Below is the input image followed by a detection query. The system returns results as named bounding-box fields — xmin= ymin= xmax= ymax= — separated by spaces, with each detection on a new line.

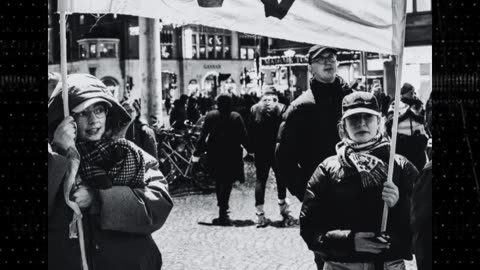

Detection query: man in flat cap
xmin=276 ymin=45 xmax=352 ymax=268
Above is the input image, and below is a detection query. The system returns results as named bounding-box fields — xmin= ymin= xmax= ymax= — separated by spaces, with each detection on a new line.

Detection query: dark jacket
xmin=411 ymin=161 xmax=432 ymax=270
xmin=300 ymin=154 xmax=418 ymax=263
xmin=194 ymin=110 xmax=248 ymax=180
xmin=276 ymin=76 xmax=351 ymax=201
xmin=126 ymin=120 xmax=159 ymax=160
xmin=248 ymin=102 xmax=286 ymax=160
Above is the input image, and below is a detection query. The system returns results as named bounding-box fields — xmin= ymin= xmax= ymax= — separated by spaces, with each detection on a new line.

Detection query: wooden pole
xmin=59 ymin=0 xmax=69 ymax=117
xmin=380 ymin=0 xmax=407 ymax=233
xmin=58 ymin=1 xmax=88 ymax=269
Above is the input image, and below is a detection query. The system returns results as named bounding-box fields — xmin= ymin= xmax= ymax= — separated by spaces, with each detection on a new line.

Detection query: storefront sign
xmin=203 ymin=64 xmax=221 ymax=69
xmin=260 ymin=56 xmax=308 ymax=66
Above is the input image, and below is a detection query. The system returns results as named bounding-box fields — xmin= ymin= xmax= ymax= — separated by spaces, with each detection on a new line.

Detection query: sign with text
xmin=63 ymin=0 xmax=406 ymax=55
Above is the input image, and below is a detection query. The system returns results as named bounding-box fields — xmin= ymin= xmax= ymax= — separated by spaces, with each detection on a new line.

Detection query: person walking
xmin=192 ymin=94 xmax=249 ymax=225
xmin=249 ymin=88 xmax=291 ymax=227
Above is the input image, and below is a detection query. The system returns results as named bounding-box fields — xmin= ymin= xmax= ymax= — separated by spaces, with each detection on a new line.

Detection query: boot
xmin=212 ymin=209 xmax=233 ymax=226
xmin=279 ymin=199 xmax=294 ymax=227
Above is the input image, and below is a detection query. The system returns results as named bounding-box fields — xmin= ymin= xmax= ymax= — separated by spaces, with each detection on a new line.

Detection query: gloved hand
xmin=52 ymin=116 xmax=77 ymax=154
xmin=353 ymin=232 xmax=390 ymax=254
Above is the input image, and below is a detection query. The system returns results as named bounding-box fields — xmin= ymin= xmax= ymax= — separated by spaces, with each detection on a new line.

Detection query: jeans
xmin=254 ymin=155 xmax=286 ymax=206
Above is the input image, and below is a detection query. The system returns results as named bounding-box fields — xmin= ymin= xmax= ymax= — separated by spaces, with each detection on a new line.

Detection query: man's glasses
xmin=312 ymin=54 xmax=337 ymax=65
xmin=73 ymin=105 xmax=108 ymax=121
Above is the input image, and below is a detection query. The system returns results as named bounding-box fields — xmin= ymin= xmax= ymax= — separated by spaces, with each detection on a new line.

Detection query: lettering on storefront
xmin=203 ymin=64 xmax=221 ymax=69
xmin=260 ymin=56 xmax=308 ymax=66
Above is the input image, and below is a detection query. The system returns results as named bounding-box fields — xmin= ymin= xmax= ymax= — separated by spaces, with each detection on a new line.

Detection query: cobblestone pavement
xmin=153 ymin=162 xmax=417 ymax=270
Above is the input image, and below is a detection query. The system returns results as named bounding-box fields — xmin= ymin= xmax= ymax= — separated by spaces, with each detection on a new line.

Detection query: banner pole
xmin=380 ymin=0 xmax=407 ymax=233
xmin=59 ymin=0 xmax=69 ymax=117
xmin=58 ymin=1 xmax=89 ymax=269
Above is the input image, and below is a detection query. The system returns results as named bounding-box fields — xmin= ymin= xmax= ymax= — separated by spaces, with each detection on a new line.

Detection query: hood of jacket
xmin=48 ymin=73 xmax=131 ymax=141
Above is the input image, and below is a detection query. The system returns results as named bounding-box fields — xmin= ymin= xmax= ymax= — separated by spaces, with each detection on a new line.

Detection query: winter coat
xmin=126 ymin=120 xmax=159 ymax=160
xmin=48 ymin=74 xmax=173 ymax=270
xmin=249 ymin=102 xmax=285 ymax=161
xmin=411 ymin=161 xmax=432 ymax=270
xmin=276 ymin=76 xmax=352 ymax=201
xmin=300 ymin=154 xmax=418 ymax=263
xmin=194 ymin=110 xmax=248 ymax=180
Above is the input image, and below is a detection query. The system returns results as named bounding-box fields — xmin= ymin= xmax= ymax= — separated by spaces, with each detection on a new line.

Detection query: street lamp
xmin=283 ymin=50 xmax=296 ymax=90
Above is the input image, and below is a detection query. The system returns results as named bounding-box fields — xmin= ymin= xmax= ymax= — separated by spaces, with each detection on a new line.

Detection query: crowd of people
xmin=48 ymin=45 xmax=433 ymax=270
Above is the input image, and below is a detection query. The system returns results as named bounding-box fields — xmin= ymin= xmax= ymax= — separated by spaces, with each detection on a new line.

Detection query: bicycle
xmin=156 ymin=118 xmax=214 ymax=195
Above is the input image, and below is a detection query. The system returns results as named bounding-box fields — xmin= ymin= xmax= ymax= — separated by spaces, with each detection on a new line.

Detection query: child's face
xmin=74 ymin=103 xmax=107 ymax=141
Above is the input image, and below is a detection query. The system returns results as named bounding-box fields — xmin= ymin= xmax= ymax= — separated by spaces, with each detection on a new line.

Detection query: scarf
xmin=336 ymin=133 xmax=390 ymax=189
xmin=76 ymin=138 xmax=146 ymax=189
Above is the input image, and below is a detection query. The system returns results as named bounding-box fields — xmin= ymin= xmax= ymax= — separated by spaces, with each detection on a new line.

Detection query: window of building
xmin=207 ymin=35 xmax=215 ymax=59
xmin=161 ymin=30 xmax=174 ymax=59
xmin=186 ymin=29 xmax=231 ymax=59
xmin=224 ymin=36 xmax=231 ymax=59
xmin=99 ymin=43 xmax=116 ymax=58
xmin=199 ymin=34 xmax=206 ymax=59
xmin=80 ymin=44 xmax=88 ymax=59
xmin=215 ymin=36 xmax=223 ymax=58
xmin=78 ymin=39 xmax=119 ymax=59
xmin=239 ymin=34 xmax=257 ymax=60
xmin=191 ymin=34 xmax=198 ymax=59
xmin=79 ymin=15 xmax=85 ymax=25
xmin=89 ymin=43 xmax=97 ymax=58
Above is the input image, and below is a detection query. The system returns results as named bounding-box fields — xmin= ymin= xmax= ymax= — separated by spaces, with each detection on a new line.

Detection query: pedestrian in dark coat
xmin=249 ymin=89 xmax=291 ymax=227
xmin=124 ymin=99 xmax=159 ymax=160
xmin=193 ymin=94 xmax=249 ymax=225
xmin=48 ymin=74 xmax=173 ymax=270
xmin=300 ymin=92 xmax=418 ymax=270
xmin=276 ymin=45 xmax=352 ymax=202
xmin=169 ymin=99 xmax=187 ymax=130
xmin=411 ymin=161 xmax=432 ymax=270
xmin=386 ymin=83 xmax=429 ymax=171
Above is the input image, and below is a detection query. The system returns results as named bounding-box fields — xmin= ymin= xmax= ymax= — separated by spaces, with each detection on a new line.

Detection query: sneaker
xmin=256 ymin=213 xmax=270 ymax=228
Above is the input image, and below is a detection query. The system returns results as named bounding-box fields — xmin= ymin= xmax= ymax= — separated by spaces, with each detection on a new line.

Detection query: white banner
xmin=63 ymin=0 xmax=406 ymax=55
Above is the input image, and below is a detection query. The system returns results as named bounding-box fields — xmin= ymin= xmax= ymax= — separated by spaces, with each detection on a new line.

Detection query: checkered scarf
xmin=76 ymin=138 xmax=146 ymax=189
xmin=336 ymin=133 xmax=390 ymax=189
